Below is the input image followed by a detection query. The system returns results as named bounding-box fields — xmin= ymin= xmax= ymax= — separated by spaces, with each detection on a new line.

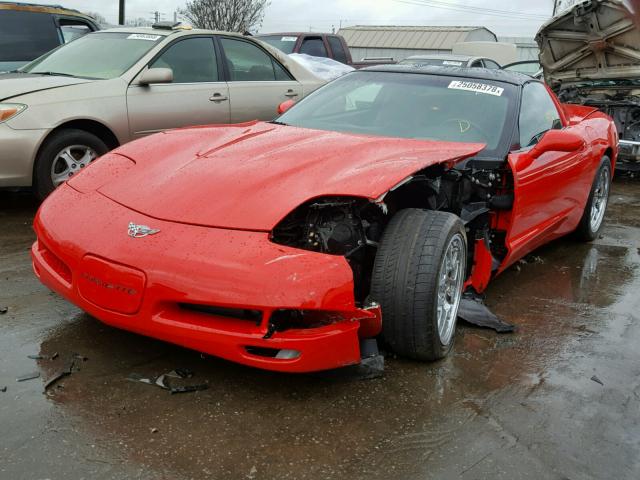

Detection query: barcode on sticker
xmin=127 ymin=34 xmax=162 ymax=41
xmin=448 ymin=80 xmax=504 ymax=96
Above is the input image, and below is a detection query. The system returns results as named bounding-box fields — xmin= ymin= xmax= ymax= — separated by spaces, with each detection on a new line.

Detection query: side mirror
xmin=277 ymin=99 xmax=295 ymax=115
xmin=517 ymin=129 xmax=585 ymax=170
xmin=138 ymin=67 xmax=173 ymax=85
xmin=529 ymin=129 xmax=584 ymax=159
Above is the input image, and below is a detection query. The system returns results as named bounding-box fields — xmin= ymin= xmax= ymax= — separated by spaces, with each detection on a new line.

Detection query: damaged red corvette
xmin=32 ymin=66 xmax=617 ymax=372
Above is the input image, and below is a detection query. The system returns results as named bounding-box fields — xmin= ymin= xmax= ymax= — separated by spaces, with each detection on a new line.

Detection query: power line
xmin=391 ymin=0 xmax=550 ymax=21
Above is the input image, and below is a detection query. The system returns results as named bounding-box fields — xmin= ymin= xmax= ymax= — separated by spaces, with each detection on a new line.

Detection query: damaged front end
xmin=557 ymin=83 xmax=640 ymax=171
xmin=537 ymin=0 xmax=640 ymax=172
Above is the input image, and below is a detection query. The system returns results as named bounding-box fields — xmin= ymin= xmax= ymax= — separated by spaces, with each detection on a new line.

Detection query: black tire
xmin=34 ymin=129 xmax=108 ymax=199
xmin=575 ymin=156 xmax=612 ymax=242
xmin=370 ymin=209 xmax=467 ymax=361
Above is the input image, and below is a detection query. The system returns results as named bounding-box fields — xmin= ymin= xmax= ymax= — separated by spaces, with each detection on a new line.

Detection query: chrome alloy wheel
xmin=50 ymin=145 xmax=97 ymax=187
xmin=436 ymin=233 xmax=465 ymax=345
xmin=589 ymin=166 xmax=610 ymax=232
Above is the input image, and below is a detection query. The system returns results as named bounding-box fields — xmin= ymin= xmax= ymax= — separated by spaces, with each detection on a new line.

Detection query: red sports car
xmin=32 ymin=66 xmax=617 ymax=372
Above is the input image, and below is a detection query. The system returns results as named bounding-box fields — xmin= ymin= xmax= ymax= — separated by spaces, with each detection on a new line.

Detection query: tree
xmin=180 ymin=0 xmax=269 ymax=33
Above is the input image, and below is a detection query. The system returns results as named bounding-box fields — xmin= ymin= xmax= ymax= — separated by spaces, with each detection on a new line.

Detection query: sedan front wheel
xmin=34 ymin=129 xmax=108 ymax=199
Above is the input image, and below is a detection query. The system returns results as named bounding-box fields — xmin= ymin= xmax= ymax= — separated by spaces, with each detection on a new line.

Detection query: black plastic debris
xmin=28 ymin=352 xmax=59 ymax=361
xmin=44 ymin=355 xmax=80 ymax=391
xmin=0 ymin=306 xmax=7 ymax=314
xmin=1 ymin=386 xmax=7 ymax=392
xmin=457 ymin=294 xmax=516 ymax=333
xmin=128 ymin=369 xmax=208 ymax=395
xmin=16 ymin=372 xmax=40 ymax=382
xmin=314 ymin=338 xmax=384 ymax=381
xmin=591 ymin=375 xmax=604 ymax=386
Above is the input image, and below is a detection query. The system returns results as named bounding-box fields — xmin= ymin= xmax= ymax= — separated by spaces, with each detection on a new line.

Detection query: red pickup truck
xmin=254 ymin=32 xmax=394 ymax=68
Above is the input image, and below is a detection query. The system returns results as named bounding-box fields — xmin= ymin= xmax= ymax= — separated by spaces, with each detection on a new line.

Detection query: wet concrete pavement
xmin=1 ymin=181 xmax=639 ymax=480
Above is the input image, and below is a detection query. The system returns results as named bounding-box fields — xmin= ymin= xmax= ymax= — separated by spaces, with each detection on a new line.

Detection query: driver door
xmin=505 ymin=82 xmax=590 ymax=264
xmin=126 ymin=36 xmax=230 ymax=138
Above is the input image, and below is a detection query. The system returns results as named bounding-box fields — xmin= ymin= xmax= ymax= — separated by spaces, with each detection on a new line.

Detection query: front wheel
xmin=370 ymin=209 xmax=467 ymax=361
xmin=575 ymin=156 xmax=612 ymax=241
xmin=34 ymin=129 xmax=108 ymax=199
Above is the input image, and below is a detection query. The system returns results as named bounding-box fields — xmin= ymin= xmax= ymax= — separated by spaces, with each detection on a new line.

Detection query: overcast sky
xmin=36 ymin=0 xmax=555 ymax=37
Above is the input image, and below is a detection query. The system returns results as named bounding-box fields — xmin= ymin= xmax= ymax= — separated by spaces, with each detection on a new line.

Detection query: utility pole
xmin=119 ymin=0 xmax=125 ymax=25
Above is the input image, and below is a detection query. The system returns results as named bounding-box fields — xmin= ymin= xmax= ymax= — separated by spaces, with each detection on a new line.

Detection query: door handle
xmin=210 ymin=93 xmax=228 ymax=102
xmin=285 ymin=90 xmax=299 ymax=98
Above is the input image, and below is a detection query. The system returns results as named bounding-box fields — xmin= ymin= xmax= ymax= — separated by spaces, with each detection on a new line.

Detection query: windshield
xmin=277 ymin=71 xmax=517 ymax=156
xmin=256 ymin=35 xmax=298 ymax=54
xmin=21 ymin=32 xmax=164 ymax=79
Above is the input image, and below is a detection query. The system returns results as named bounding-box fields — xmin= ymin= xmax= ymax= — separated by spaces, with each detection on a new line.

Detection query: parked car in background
xmin=32 ymin=66 xmax=616 ymax=373
xmin=0 ymin=24 xmax=325 ymax=198
xmin=0 ymin=2 xmax=100 ymax=72
xmin=399 ymin=54 xmax=501 ymax=69
xmin=501 ymin=60 xmax=543 ymax=78
xmin=538 ymin=0 xmax=639 ymax=173
xmin=255 ymin=32 xmax=394 ymax=68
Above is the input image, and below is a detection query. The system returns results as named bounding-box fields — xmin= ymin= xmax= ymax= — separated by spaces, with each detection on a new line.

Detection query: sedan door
xmin=126 ymin=36 xmax=230 ymax=138
xmin=218 ymin=36 xmax=302 ymax=123
xmin=505 ymin=82 xmax=591 ymax=263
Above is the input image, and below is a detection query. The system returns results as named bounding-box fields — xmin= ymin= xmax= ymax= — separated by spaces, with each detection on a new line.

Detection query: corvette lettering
xmin=80 ymin=272 xmax=138 ymax=296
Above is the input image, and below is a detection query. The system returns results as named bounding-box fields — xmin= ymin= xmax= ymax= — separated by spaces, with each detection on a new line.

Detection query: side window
xmin=519 ymin=82 xmax=562 ymax=148
xmin=470 ymin=60 xmax=483 ymax=68
xmin=483 ymin=59 xmax=500 ymax=69
xmin=327 ymin=36 xmax=348 ymax=64
xmin=221 ymin=37 xmax=286 ymax=81
xmin=0 ymin=11 xmax=60 ymax=62
xmin=300 ymin=37 xmax=328 ymax=57
xmin=150 ymin=37 xmax=217 ymax=83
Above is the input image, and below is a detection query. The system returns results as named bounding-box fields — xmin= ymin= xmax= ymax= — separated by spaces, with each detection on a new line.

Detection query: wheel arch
xmin=31 ymin=119 xmax=121 ymax=194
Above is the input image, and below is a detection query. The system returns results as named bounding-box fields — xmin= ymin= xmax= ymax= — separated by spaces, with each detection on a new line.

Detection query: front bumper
xmin=0 ymin=122 xmax=48 ymax=187
xmin=32 ymin=185 xmax=378 ymax=372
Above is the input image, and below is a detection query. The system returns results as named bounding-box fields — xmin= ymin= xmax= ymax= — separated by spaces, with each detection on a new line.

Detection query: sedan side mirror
xmin=529 ymin=129 xmax=584 ymax=159
xmin=139 ymin=67 xmax=173 ymax=85
xmin=277 ymin=99 xmax=295 ymax=115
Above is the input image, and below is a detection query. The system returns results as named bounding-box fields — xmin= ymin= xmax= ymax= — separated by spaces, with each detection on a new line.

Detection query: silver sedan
xmin=0 ymin=26 xmax=325 ymax=198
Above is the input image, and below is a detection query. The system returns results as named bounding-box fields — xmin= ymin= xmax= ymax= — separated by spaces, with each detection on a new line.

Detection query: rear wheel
xmin=370 ymin=209 xmax=467 ymax=361
xmin=575 ymin=156 xmax=612 ymax=241
xmin=34 ymin=129 xmax=107 ymax=199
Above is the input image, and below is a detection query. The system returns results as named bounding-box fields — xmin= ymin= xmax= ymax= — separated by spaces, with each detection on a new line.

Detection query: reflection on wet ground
xmin=1 ymin=181 xmax=639 ymax=479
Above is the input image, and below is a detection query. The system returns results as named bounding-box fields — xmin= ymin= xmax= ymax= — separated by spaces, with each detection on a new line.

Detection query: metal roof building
xmin=338 ymin=25 xmax=498 ymax=62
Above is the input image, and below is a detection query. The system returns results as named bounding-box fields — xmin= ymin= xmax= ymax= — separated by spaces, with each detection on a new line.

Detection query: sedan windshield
xmin=21 ymin=32 xmax=164 ymax=79
xmin=277 ymin=71 xmax=517 ymax=156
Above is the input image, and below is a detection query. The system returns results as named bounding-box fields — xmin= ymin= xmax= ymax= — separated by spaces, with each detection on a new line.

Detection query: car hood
xmin=0 ymin=73 xmax=91 ymax=101
xmin=97 ymin=122 xmax=483 ymax=231
xmin=536 ymin=0 xmax=640 ymax=86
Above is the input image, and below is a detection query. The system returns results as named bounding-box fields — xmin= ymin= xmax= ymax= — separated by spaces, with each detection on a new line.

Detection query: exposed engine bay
xmin=557 ymin=84 xmax=640 ymax=172
xmin=271 ymin=161 xmax=513 ymax=304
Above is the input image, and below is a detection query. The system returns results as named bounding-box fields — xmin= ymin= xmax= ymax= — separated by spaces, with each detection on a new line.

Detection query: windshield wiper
xmin=30 ymin=71 xmax=78 ymax=78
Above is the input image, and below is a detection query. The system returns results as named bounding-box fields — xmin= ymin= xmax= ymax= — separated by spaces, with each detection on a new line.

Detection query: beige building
xmin=338 ymin=25 xmax=497 ymax=62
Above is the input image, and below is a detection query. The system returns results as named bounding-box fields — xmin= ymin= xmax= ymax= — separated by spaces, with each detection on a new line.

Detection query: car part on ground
xmin=0 ymin=26 xmax=326 ymax=198
xmin=537 ymin=0 xmax=640 ymax=172
xmin=32 ymin=66 xmax=617 ymax=373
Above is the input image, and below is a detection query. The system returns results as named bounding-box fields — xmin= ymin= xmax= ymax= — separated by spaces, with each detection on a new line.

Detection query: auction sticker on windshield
xmin=127 ymin=34 xmax=162 ymax=41
xmin=281 ymin=36 xmax=297 ymax=42
xmin=448 ymin=80 xmax=504 ymax=96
